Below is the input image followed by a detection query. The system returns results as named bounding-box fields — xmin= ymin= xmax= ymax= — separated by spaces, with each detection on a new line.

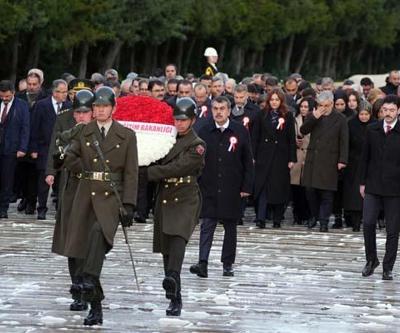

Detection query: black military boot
xmin=81 ymin=274 xmax=104 ymax=303
xmin=189 ymin=261 xmax=208 ymax=278
xmin=166 ymin=292 xmax=182 ymax=316
xmin=69 ymin=283 xmax=88 ymax=311
xmin=163 ymin=271 xmax=180 ymax=299
xmin=320 ymin=219 xmax=329 ymax=232
xmin=83 ymin=301 xmax=103 ymax=326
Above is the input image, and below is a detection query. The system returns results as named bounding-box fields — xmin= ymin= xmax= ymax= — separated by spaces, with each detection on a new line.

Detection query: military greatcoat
xmin=63 ymin=120 xmax=138 ymax=258
xmin=148 ymin=128 xmax=205 ymax=254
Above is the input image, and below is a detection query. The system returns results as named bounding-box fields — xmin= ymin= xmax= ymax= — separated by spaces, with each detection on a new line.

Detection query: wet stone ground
xmin=0 ymin=203 xmax=399 ymax=333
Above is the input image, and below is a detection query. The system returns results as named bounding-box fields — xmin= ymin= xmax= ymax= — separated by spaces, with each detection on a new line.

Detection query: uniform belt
xmin=75 ymin=171 xmax=122 ymax=182
xmin=164 ymin=176 xmax=194 ymax=184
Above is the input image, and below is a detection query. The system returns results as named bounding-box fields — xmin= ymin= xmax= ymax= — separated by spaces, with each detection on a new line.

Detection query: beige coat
xmin=290 ymin=114 xmax=310 ymax=185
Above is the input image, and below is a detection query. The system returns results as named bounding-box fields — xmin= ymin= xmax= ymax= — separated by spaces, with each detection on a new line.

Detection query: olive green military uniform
xmin=51 ymin=123 xmax=85 ymax=257
xmin=148 ymin=128 xmax=205 ymax=258
xmin=64 ymin=120 xmax=138 ymax=260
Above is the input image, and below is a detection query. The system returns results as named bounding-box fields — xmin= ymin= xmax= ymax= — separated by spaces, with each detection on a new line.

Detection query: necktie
xmin=101 ymin=126 xmax=106 ymax=140
xmin=219 ymin=127 xmax=224 ymax=133
xmin=1 ymin=103 xmax=8 ymax=124
xmin=386 ymin=125 xmax=392 ymax=135
xmin=57 ymin=103 xmax=61 ymax=114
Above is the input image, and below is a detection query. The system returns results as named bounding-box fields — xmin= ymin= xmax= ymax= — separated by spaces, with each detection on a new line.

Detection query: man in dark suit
xmin=0 ymin=81 xmax=30 ymax=218
xmin=231 ymin=84 xmax=261 ymax=224
xmin=360 ymin=95 xmax=400 ymax=280
xmin=30 ymin=79 xmax=71 ymax=219
xmin=14 ymin=71 xmax=48 ymax=213
xmin=166 ymin=80 xmax=193 ymax=108
xmin=193 ymin=83 xmax=212 ymax=133
xmin=190 ymin=96 xmax=254 ymax=277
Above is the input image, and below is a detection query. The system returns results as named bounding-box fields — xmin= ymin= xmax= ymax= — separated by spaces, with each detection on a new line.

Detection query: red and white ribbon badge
xmin=243 ymin=116 xmax=250 ymax=129
xmin=199 ymin=105 xmax=208 ymax=118
xmin=276 ymin=117 xmax=285 ymax=130
xmin=228 ymin=136 xmax=238 ymax=152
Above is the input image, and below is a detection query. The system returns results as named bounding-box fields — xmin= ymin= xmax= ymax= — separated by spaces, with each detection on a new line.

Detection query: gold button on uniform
xmin=174 ymin=198 xmax=178 ymax=202
xmin=91 ymin=192 xmax=96 ymax=196
xmin=105 ymin=192 xmax=109 ymax=196
xmin=116 ymin=144 xmax=120 ymax=148
xmin=86 ymin=142 xmax=90 ymax=146
xmin=164 ymin=184 xmax=169 ymax=188
xmin=162 ymin=200 xmax=167 ymax=204
xmin=93 ymin=158 xmax=97 ymax=163
xmin=106 ymin=160 xmax=110 ymax=163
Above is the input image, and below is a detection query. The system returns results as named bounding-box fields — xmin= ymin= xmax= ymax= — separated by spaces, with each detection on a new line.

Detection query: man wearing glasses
xmin=30 ymin=79 xmax=71 ymax=220
xmin=360 ymin=95 xmax=400 ymax=280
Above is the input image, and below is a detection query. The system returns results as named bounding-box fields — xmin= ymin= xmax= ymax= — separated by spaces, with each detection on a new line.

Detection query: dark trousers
xmin=68 ymin=257 xmax=85 ymax=284
xmin=306 ymin=188 xmax=334 ymax=221
xmin=291 ymin=185 xmax=311 ymax=221
xmin=136 ymin=167 xmax=154 ymax=219
xmin=83 ymin=222 xmax=108 ymax=278
xmin=15 ymin=161 xmax=38 ymax=207
xmin=199 ymin=218 xmax=237 ymax=265
xmin=256 ymin=185 xmax=268 ymax=221
xmin=0 ymin=154 xmax=17 ymax=212
xmin=37 ymin=169 xmax=50 ymax=213
xmin=363 ymin=194 xmax=400 ymax=271
xmin=162 ymin=235 xmax=186 ymax=274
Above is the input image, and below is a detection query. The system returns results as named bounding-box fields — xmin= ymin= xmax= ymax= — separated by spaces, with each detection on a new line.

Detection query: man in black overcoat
xmin=190 ymin=96 xmax=254 ymax=277
xmin=359 ymin=95 xmax=400 ymax=280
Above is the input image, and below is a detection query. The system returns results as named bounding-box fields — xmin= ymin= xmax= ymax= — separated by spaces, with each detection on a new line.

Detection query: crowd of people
xmin=1 ymin=47 xmax=400 ymax=324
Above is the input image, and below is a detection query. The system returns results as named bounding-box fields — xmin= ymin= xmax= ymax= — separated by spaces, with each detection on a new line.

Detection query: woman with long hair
xmin=254 ymin=89 xmax=297 ymax=228
xmin=290 ymin=97 xmax=316 ymax=225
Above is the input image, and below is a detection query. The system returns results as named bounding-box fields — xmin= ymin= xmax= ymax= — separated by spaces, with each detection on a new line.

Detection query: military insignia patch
xmin=196 ymin=145 xmax=205 ymax=155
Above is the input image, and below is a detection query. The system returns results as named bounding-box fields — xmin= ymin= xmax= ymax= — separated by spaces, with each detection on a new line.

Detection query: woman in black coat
xmin=254 ymin=88 xmax=297 ymax=228
xmin=343 ymin=100 xmax=375 ymax=231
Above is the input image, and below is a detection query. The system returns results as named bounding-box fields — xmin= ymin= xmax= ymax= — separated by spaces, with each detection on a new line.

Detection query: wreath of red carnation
xmin=113 ymin=96 xmax=174 ymax=124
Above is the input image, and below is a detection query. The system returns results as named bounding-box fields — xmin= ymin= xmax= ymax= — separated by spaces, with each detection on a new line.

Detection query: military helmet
xmin=73 ymin=89 xmax=94 ymax=112
xmin=173 ymin=97 xmax=196 ymax=120
xmin=93 ymin=86 xmax=116 ymax=106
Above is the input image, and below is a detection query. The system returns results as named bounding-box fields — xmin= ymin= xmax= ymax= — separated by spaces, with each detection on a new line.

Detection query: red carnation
xmin=113 ymin=96 xmax=174 ymax=125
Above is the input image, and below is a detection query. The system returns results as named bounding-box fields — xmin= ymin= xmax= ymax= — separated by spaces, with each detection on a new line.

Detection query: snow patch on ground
xmin=109 ymin=303 xmax=121 ymax=309
xmin=213 ymin=294 xmax=230 ymax=305
xmin=39 ymin=315 xmax=67 ymax=326
xmin=158 ymin=318 xmax=191 ymax=327
xmin=55 ymin=297 xmax=71 ymax=305
xmin=1 ymin=321 xmax=20 ymax=325
xmin=355 ymin=322 xmax=388 ymax=329
xmin=182 ymin=310 xmax=210 ymax=319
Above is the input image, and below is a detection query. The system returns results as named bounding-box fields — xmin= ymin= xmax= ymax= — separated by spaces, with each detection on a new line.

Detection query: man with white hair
xmin=300 ymin=91 xmax=349 ymax=232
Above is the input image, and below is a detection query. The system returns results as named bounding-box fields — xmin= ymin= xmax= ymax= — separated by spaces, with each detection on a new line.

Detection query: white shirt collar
xmin=52 ymin=97 xmax=62 ymax=113
xmin=384 ymin=119 xmax=397 ymax=130
xmin=215 ymin=119 xmax=229 ymax=130
xmin=1 ymin=97 xmax=14 ymax=112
